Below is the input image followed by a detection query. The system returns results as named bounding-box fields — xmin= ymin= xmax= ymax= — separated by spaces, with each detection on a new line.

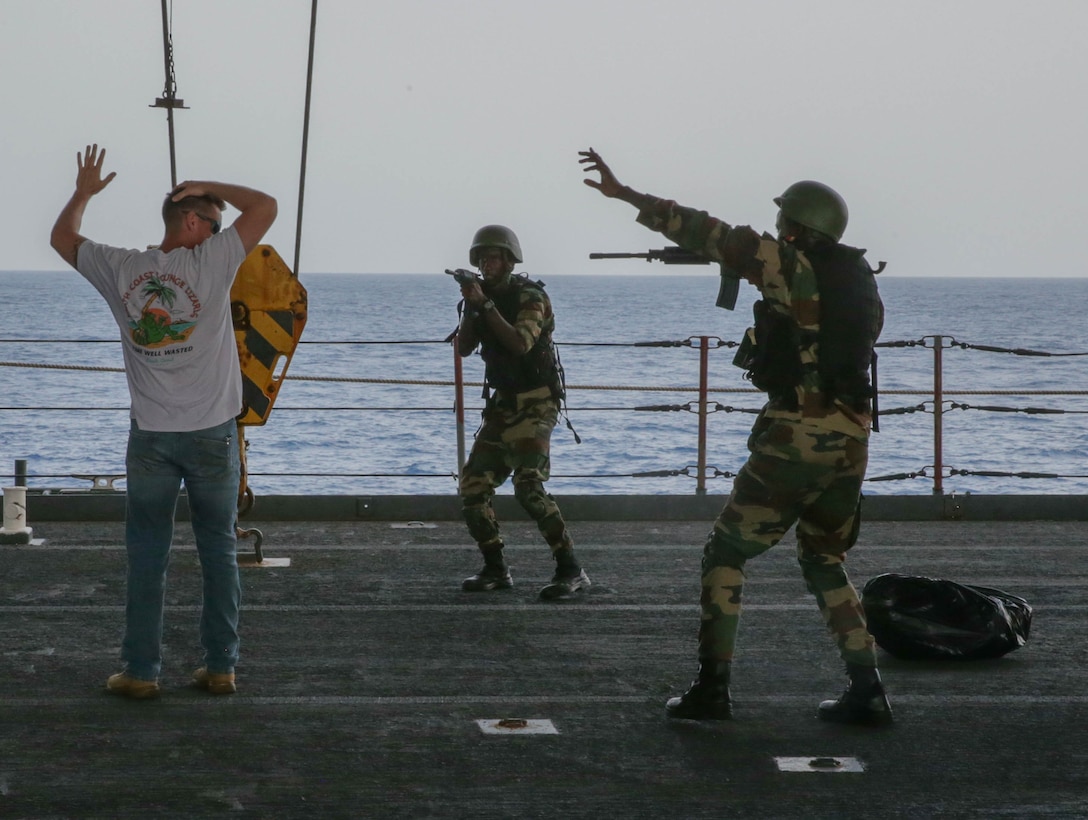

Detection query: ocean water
xmin=3 ymin=271 xmax=1088 ymax=498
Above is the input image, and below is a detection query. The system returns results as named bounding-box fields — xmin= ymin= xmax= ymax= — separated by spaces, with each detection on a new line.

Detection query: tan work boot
xmin=191 ymin=667 xmax=237 ymax=695
xmin=106 ymin=672 xmax=161 ymax=700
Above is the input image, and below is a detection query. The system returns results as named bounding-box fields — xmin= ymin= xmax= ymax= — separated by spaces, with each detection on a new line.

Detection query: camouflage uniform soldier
xmin=580 ymin=148 xmax=891 ymax=725
xmin=454 ymin=225 xmax=590 ymax=600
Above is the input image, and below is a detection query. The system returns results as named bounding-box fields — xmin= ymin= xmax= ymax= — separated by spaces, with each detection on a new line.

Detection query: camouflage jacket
xmin=634 ymin=195 xmax=879 ymax=439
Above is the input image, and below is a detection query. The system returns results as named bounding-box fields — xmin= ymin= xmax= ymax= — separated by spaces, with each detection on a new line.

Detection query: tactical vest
xmin=476 ymin=274 xmax=563 ymax=398
xmin=736 ymin=243 xmax=882 ymax=411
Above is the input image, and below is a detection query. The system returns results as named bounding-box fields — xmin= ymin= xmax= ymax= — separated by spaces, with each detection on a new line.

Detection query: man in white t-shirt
xmin=50 ymin=144 xmax=277 ymax=699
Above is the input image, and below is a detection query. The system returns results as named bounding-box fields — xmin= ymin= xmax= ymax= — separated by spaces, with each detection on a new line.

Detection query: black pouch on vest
xmin=733 ymin=300 xmax=802 ymax=395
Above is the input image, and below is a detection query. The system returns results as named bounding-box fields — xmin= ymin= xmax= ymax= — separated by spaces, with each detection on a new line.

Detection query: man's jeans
xmin=122 ymin=418 xmax=241 ymax=680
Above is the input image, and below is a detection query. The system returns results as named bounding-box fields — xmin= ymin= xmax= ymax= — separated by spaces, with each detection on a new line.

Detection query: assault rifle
xmin=445 ymin=268 xmax=481 ymax=286
xmin=589 ymin=246 xmax=739 ymax=310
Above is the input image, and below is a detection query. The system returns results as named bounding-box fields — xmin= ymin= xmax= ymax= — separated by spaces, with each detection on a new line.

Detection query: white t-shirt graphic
xmin=77 ymin=227 xmax=247 ymax=432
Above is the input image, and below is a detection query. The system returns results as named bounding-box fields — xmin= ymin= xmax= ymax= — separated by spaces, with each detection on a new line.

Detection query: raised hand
xmin=578 ymin=147 xmax=623 ymax=198
xmin=75 ymin=144 xmax=116 ymax=198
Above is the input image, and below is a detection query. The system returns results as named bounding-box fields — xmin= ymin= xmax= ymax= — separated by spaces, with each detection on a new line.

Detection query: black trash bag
xmin=861 ymin=573 xmax=1033 ymax=661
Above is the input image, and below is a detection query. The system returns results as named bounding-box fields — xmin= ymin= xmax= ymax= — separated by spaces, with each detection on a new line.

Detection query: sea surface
xmin=3 ymin=271 xmax=1088 ymax=498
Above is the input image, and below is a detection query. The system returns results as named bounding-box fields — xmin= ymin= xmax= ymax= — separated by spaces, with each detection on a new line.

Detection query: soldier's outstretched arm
xmin=579 ymin=146 xmax=761 ymax=283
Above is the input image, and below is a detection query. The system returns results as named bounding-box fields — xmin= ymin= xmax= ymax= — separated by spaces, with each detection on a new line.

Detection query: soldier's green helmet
xmin=773 ymin=181 xmax=848 ymax=243
xmin=469 ymin=224 xmax=523 ymax=266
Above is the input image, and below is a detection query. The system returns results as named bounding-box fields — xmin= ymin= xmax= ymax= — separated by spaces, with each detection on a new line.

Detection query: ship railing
xmin=3 ymin=334 xmax=1088 ymax=496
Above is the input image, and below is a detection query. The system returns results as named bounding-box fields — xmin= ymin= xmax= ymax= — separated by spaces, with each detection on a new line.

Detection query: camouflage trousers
xmin=459 ymin=386 xmax=572 ymax=555
xmin=699 ymin=412 xmax=877 ymax=667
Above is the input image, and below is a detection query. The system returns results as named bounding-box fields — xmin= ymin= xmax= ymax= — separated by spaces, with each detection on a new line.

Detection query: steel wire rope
xmin=18 ymin=464 xmax=1088 ymax=486
xmin=876 ymin=339 xmax=927 ymax=348
xmin=0 ymin=336 xmax=745 ymax=347
xmin=19 ymin=465 xmax=1088 ymax=484
xmin=5 ymin=360 xmax=1087 ymax=396
xmin=0 ymin=405 xmax=756 ymax=412
xmin=0 ymin=336 xmax=730 ymax=346
xmin=8 ymin=335 xmax=1088 ymax=354
xmin=865 ymin=468 xmax=933 ymax=483
xmin=947 ymin=401 xmax=1088 ymax=414
xmin=949 ymin=468 xmax=1088 ymax=479
xmin=948 ymin=339 xmax=1088 ymax=357
xmin=6 ymin=469 xmax=741 ymax=483
xmin=0 ymin=401 xmax=933 ymax=418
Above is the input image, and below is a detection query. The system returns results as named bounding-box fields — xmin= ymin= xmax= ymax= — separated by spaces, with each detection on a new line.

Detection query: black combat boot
xmin=817 ymin=663 xmax=893 ymax=725
xmin=665 ymin=660 xmax=733 ymax=720
xmin=539 ymin=548 xmax=591 ymax=600
xmin=462 ymin=546 xmax=513 ymax=591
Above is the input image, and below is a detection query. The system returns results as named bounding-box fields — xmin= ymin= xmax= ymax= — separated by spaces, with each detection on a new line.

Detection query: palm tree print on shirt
xmin=129 ymin=275 xmax=196 ymax=348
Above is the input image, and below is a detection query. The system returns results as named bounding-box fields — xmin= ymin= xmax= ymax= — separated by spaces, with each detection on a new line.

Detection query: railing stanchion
xmin=453 ymin=338 xmax=466 ymax=486
xmin=933 ymin=334 xmax=944 ymax=495
xmin=696 ymin=336 xmax=709 ymax=496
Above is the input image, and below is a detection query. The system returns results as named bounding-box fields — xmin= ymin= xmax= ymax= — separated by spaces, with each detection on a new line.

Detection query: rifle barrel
xmin=589 ymin=248 xmax=711 ymax=265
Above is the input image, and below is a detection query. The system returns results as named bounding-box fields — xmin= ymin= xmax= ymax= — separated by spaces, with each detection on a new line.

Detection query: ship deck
xmin=1 ymin=515 xmax=1085 ymax=819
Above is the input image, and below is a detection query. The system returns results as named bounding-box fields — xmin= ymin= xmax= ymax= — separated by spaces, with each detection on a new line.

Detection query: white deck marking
xmin=775 ymin=756 xmax=865 ymax=773
xmin=476 ymin=718 xmax=558 ymax=735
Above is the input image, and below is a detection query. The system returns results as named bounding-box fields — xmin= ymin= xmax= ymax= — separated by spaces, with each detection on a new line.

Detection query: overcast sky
xmin=3 ymin=0 xmax=1085 ymax=277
